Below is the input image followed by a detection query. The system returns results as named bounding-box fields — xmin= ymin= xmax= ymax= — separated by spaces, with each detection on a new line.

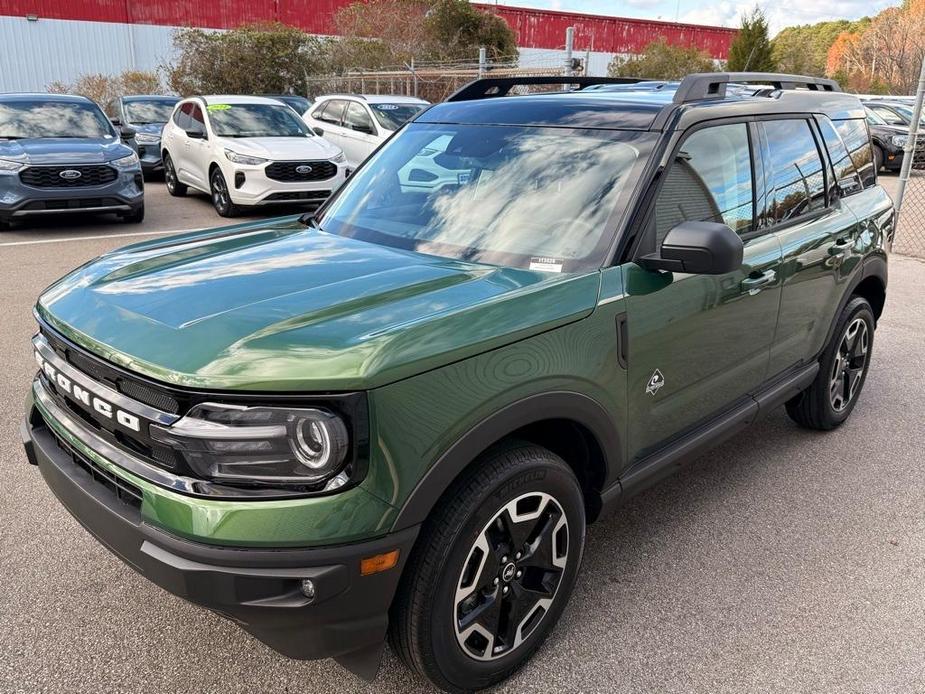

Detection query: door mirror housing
xmin=312 ymin=127 xmax=324 ymax=137
xmin=352 ymin=123 xmax=375 ymax=135
xmin=119 ymin=125 xmax=136 ymax=140
xmin=186 ymin=129 xmax=206 ymax=140
xmin=639 ymin=221 xmax=744 ymax=275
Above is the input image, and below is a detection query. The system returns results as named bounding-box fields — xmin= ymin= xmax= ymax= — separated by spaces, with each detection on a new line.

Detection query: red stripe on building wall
xmin=1 ymin=0 xmax=736 ymax=58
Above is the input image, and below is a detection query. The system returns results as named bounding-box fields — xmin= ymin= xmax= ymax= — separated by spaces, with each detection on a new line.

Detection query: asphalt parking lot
xmin=1 ymin=173 xmax=923 ymax=693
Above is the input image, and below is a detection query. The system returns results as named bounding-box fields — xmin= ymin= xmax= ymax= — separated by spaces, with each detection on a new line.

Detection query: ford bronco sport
xmin=21 ymin=73 xmax=892 ymax=692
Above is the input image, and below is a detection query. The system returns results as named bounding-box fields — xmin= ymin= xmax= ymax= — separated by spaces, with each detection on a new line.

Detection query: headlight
xmin=134 ymin=133 xmax=160 ymax=144
xmin=225 ymin=149 xmax=268 ymax=166
xmin=0 ymin=158 xmax=24 ymax=172
xmin=891 ymin=135 xmax=908 ymax=147
xmin=331 ymin=151 xmax=346 ymax=164
xmin=112 ymin=152 xmax=140 ymax=169
xmin=150 ymin=402 xmax=350 ymax=488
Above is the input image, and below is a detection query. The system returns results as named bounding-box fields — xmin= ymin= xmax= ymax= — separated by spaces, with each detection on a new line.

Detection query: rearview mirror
xmin=639 ymin=221 xmax=744 ymax=275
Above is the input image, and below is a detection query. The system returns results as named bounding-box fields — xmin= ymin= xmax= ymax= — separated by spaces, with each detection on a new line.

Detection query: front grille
xmin=42 ymin=327 xmax=181 ymax=414
xmin=43 ymin=418 xmax=143 ymax=511
xmin=265 ymin=161 xmax=337 ymax=182
xmin=264 ymin=190 xmax=331 ymax=202
xmin=20 ymin=165 xmax=118 ymax=188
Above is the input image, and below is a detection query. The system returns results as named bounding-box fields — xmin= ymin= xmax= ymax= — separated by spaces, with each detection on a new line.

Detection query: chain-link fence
xmin=894 ymin=62 xmax=925 ymax=258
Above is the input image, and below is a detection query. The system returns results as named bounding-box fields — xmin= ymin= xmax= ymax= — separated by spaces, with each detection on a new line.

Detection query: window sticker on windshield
xmin=375 ymin=104 xmax=400 ymax=110
xmin=207 ymin=104 xmax=231 ymax=111
xmin=529 ymin=257 xmax=563 ymax=273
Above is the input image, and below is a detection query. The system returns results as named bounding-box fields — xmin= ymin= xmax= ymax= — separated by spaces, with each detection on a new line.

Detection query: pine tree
xmin=728 ymin=7 xmax=777 ymax=72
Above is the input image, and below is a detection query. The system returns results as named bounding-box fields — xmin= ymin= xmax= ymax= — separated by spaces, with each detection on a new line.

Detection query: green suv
xmin=21 ymin=73 xmax=892 ymax=692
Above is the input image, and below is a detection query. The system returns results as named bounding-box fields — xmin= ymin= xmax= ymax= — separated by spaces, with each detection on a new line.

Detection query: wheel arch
xmin=390 ymin=391 xmax=621 ymax=532
xmin=819 ymin=253 xmax=887 ymax=357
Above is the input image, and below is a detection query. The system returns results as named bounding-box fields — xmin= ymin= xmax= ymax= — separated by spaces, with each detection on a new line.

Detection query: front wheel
xmin=786 ymin=296 xmax=875 ymax=430
xmin=390 ymin=442 xmax=585 ymax=692
xmin=210 ymin=168 xmax=240 ymax=217
xmin=120 ymin=203 xmax=145 ymax=224
xmin=873 ymin=145 xmax=884 ymax=172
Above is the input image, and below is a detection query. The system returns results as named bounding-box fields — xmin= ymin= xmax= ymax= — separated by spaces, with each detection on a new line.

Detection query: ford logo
xmin=295 ymin=165 xmax=313 ymax=174
xmin=59 ymin=169 xmax=82 ymax=180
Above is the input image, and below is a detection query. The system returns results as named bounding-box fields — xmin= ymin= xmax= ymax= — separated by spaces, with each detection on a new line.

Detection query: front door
xmin=340 ymin=102 xmax=381 ymax=167
xmin=623 ymin=121 xmax=783 ymax=463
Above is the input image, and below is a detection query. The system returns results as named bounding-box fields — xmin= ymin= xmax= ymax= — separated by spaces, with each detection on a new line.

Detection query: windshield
xmin=207 ymin=103 xmax=309 ymax=138
xmin=370 ymin=103 xmax=427 ymax=130
xmin=274 ymin=96 xmax=311 ymax=114
xmin=865 ymin=107 xmax=887 ymax=125
xmin=0 ymin=100 xmax=114 ymax=139
xmin=124 ymin=99 xmax=178 ymax=124
xmin=319 ymin=123 xmax=653 ymax=271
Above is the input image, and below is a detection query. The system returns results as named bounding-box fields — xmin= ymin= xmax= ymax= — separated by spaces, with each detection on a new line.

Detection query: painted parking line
xmin=0 ymin=228 xmax=202 ymax=248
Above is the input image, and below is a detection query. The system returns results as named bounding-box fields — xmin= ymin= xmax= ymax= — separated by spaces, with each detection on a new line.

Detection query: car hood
xmin=0 ymin=137 xmax=133 ymax=164
xmin=36 ymin=218 xmax=599 ymax=391
xmin=869 ymin=123 xmax=908 ymax=137
xmin=216 ymin=135 xmax=341 ymax=160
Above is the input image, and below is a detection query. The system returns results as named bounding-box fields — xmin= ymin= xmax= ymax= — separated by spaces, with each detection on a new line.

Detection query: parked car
xmin=112 ymin=95 xmax=180 ymax=178
xmin=160 ymin=95 xmax=347 ymax=216
xmin=864 ymin=106 xmax=911 ymax=171
xmin=863 ymin=100 xmax=924 ymax=128
xmin=263 ymin=94 xmax=313 ymax=116
xmin=304 ymin=94 xmax=429 ymax=168
xmin=23 ymin=73 xmax=892 ymax=692
xmin=0 ymin=93 xmax=143 ymax=229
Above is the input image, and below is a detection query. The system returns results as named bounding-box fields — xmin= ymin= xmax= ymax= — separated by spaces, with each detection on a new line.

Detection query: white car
xmin=303 ymin=94 xmax=429 ymax=169
xmin=161 ymin=95 xmax=347 ymax=217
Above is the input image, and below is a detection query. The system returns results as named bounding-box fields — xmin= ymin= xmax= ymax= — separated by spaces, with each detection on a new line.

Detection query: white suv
xmin=161 ymin=95 xmax=347 ymax=217
xmin=304 ymin=94 xmax=429 ymax=169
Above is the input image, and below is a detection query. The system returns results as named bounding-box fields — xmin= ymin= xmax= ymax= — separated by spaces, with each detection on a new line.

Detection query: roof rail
xmin=446 ymin=76 xmax=646 ymax=102
xmin=673 ymin=72 xmax=841 ymax=103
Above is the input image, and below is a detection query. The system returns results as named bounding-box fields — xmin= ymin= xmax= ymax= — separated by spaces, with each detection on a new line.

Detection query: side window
xmin=871 ymin=106 xmax=904 ymax=125
xmin=654 ymin=122 xmax=754 ymax=245
xmin=189 ymin=105 xmax=206 ymax=135
xmin=174 ymin=102 xmax=193 ymax=130
xmin=833 ymin=119 xmax=876 ymax=189
xmin=815 ymin=117 xmax=863 ymax=197
xmin=344 ymin=102 xmax=375 ymax=134
xmin=319 ymin=100 xmax=347 ymax=125
xmin=763 ymin=119 xmax=826 ymax=224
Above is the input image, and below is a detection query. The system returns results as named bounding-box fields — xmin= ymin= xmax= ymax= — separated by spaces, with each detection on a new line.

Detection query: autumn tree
xmin=727 ymin=7 xmax=776 ymax=72
xmin=608 ymin=38 xmax=715 ymax=79
xmin=772 ymin=20 xmax=861 ymax=76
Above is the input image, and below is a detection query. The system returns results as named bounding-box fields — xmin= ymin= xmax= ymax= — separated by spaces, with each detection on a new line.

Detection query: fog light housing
xmin=234 ymin=171 xmax=246 ymax=189
xmin=300 ymin=578 xmax=316 ymax=601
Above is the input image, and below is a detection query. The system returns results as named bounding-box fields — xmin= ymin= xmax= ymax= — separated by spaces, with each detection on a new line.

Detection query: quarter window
xmin=816 ymin=117 xmax=862 ymax=196
xmin=762 ymin=119 xmax=826 ymax=224
xmin=654 ymin=122 xmax=754 ymax=244
xmin=833 ymin=118 xmax=876 ymax=189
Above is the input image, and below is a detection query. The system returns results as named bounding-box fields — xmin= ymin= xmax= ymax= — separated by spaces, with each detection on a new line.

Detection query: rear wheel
xmin=786 ymin=296 xmax=875 ymax=430
xmin=163 ymin=153 xmax=187 ymax=197
xmin=210 ymin=168 xmax=240 ymax=217
xmin=390 ymin=442 xmax=585 ymax=692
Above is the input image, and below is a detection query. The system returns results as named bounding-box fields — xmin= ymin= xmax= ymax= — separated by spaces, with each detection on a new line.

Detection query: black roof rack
xmin=672 ymin=72 xmax=841 ymax=103
xmin=446 ymin=76 xmax=647 ymax=102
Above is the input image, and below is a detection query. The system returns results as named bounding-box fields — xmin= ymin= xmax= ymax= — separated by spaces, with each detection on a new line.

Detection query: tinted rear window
xmin=833 ymin=118 xmax=876 ymax=189
xmin=763 ymin=119 xmax=826 ymax=224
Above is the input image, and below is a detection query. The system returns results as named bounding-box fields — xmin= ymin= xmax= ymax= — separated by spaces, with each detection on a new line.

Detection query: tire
xmin=210 ymin=167 xmax=240 ymax=217
xmin=873 ymin=145 xmax=884 ymax=172
xmin=0 ymin=218 xmax=12 ymax=231
xmin=163 ymin=153 xmax=187 ymax=197
xmin=786 ymin=296 xmax=875 ymax=430
xmin=390 ymin=441 xmax=586 ymax=693
xmin=120 ymin=203 xmax=145 ymax=224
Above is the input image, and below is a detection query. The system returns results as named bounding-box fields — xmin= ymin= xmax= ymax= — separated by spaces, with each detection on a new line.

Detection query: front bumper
xmin=137 ymin=144 xmax=163 ymax=174
xmin=223 ymin=160 xmax=347 ymax=207
xmin=0 ymin=167 xmax=144 ymax=221
xmin=22 ymin=400 xmax=419 ymax=674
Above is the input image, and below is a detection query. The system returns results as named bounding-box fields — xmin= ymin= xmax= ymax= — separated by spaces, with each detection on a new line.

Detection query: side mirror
xmin=639 ymin=221 xmax=744 ymax=275
xmin=110 ymin=117 xmax=122 ymax=127
xmin=186 ymin=129 xmax=205 ymax=140
xmin=119 ymin=125 xmax=136 ymax=140
xmin=352 ymin=123 xmax=374 ymax=135
xmin=312 ymin=127 xmax=324 ymax=137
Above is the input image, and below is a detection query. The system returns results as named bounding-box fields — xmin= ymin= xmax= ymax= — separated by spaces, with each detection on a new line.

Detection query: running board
xmin=601 ymin=362 xmax=819 ymax=510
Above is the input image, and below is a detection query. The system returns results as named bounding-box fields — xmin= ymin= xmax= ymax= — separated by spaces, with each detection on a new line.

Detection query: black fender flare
xmin=390 ymin=391 xmax=622 ymax=532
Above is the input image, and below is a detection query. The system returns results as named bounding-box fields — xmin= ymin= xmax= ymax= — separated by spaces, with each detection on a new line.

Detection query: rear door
xmin=623 ymin=120 xmax=783 ymax=463
xmin=760 ymin=117 xmax=862 ymax=375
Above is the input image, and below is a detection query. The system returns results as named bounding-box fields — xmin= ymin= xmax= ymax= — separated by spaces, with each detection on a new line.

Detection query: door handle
xmin=829 ymin=237 xmax=851 ymax=256
xmin=741 ymin=269 xmax=776 ymax=295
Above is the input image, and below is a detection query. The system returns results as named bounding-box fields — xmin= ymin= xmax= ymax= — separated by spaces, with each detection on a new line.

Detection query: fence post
xmin=895 ymin=56 xmax=925 ymax=213
xmin=564 ymin=26 xmax=575 ymax=77
xmin=479 ymin=47 xmax=487 ymax=78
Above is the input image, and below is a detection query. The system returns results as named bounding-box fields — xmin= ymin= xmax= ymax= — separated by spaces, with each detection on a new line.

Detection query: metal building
xmin=0 ymin=1 xmax=737 ymax=91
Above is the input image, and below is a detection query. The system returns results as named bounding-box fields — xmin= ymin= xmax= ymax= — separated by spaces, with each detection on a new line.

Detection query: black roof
xmin=419 ymin=73 xmax=866 ymax=131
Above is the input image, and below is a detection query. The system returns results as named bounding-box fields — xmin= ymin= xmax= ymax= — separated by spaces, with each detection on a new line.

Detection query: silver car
xmin=0 ymin=93 xmax=144 ymax=230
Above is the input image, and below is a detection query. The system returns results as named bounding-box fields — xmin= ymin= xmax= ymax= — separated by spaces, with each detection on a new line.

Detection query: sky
xmin=488 ymin=0 xmax=901 ymax=34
